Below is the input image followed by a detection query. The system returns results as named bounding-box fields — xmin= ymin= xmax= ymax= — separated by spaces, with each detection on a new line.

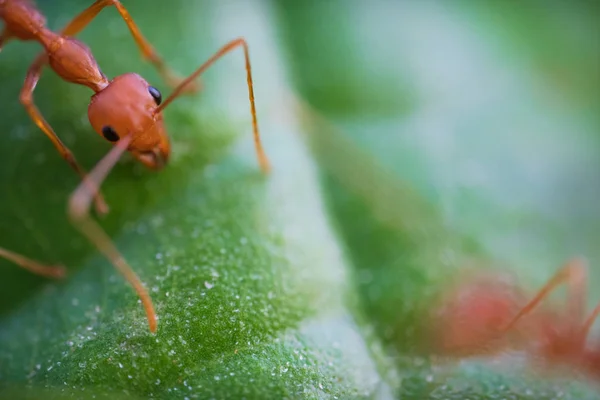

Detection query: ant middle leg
xmin=20 ymin=54 xmax=109 ymax=215
xmin=0 ymin=246 xmax=65 ymax=278
xmin=59 ymin=0 xmax=199 ymax=94
xmin=68 ymin=135 xmax=157 ymax=333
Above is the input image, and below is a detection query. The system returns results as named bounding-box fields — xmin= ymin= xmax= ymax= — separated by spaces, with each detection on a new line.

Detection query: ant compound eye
xmin=148 ymin=86 xmax=162 ymax=105
xmin=102 ymin=126 xmax=120 ymax=142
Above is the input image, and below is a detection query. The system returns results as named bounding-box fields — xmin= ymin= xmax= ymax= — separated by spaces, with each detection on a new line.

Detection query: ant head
xmin=428 ymin=272 xmax=524 ymax=357
xmin=88 ymin=73 xmax=170 ymax=170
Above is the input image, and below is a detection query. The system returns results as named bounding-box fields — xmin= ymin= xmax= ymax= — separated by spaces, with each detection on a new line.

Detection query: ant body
xmin=429 ymin=257 xmax=600 ymax=382
xmin=0 ymin=0 xmax=270 ymax=333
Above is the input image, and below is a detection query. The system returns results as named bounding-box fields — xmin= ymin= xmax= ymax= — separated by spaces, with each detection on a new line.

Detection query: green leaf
xmin=1 ymin=0 xmax=599 ymax=399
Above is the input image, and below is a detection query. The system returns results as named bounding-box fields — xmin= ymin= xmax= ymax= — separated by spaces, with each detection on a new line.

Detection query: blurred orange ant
xmin=0 ymin=0 xmax=270 ymax=333
xmin=429 ymin=257 xmax=600 ymax=382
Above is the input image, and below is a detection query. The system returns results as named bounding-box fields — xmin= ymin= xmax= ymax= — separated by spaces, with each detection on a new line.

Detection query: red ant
xmin=0 ymin=0 xmax=271 ymax=333
xmin=428 ymin=257 xmax=600 ymax=382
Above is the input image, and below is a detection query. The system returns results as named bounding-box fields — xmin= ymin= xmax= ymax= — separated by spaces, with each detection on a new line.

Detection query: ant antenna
xmin=155 ymin=38 xmax=270 ymax=174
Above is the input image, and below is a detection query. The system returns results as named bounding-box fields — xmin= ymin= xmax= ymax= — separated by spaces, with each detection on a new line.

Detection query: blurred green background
xmin=0 ymin=0 xmax=598 ymax=398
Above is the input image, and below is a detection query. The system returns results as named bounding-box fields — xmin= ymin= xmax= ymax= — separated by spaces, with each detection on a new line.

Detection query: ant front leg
xmin=0 ymin=246 xmax=65 ymax=278
xmin=20 ymin=54 xmax=109 ymax=216
xmin=20 ymin=55 xmax=109 ymax=214
xmin=59 ymin=0 xmax=199 ymax=94
xmin=68 ymin=135 xmax=157 ymax=333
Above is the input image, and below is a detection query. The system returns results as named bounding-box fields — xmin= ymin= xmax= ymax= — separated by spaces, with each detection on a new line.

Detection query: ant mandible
xmin=0 ymin=0 xmax=271 ymax=333
xmin=429 ymin=257 xmax=600 ymax=382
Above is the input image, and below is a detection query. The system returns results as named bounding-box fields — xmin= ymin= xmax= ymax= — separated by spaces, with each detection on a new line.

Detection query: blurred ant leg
xmin=581 ymin=300 xmax=600 ymax=340
xmin=68 ymin=135 xmax=157 ymax=333
xmin=157 ymin=38 xmax=271 ymax=173
xmin=20 ymin=53 xmax=109 ymax=215
xmin=58 ymin=0 xmax=199 ymax=93
xmin=503 ymin=258 xmax=587 ymax=332
xmin=0 ymin=246 xmax=65 ymax=278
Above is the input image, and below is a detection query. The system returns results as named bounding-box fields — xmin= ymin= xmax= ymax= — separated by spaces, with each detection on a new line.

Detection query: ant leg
xmin=157 ymin=38 xmax=271 ymax=174
xmin=68 ymin=135 xmax=157 ymax=333
xmin=502 ymin=258 xmax=588 ymax=332
xmin=581 ymin=300 xmax=600 ymax=341
xmin=58 ymin=0 xmax=199 ymax=94
xmin=0 ymin=247 xmax=65 ymax=278
xmin=20 ymin=54 xmax=109 ymax=216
